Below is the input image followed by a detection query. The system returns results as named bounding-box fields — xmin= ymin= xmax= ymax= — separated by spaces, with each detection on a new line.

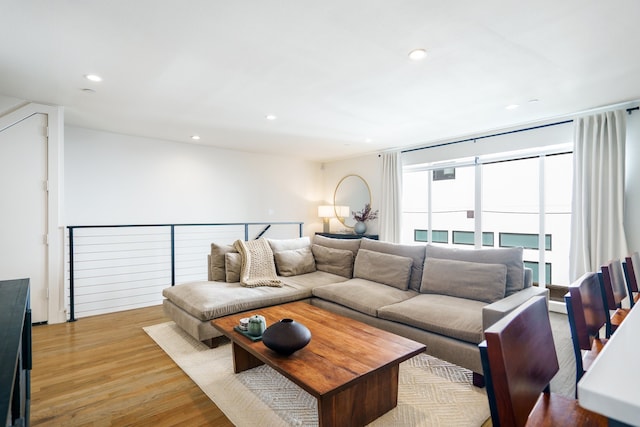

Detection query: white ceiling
xmin=2 ymin=1 xmax=639 ymax=162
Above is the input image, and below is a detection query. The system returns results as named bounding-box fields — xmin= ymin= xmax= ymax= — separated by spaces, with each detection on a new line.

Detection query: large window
xmin=432 ymin=165 xmax=475 ymax=247
xmin=402 ymin=145 xmax=573 ymax=300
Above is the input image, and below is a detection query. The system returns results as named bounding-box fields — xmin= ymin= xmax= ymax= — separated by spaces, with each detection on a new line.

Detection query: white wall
xmin=321 ymin=154 xmax=382 ymax=234
xmin=65 ymin=126 xmax=325 ymax=235
xmin=0 ymin=94 xmax=27 ymax=116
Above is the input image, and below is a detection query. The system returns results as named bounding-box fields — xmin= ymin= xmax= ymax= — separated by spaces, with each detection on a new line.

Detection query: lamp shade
xmin=318 ymin=205 xmax=334 ymax=218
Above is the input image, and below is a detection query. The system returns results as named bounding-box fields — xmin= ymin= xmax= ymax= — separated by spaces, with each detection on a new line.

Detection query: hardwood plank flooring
xmin=31 ymin=305 xmax=234 ymax=426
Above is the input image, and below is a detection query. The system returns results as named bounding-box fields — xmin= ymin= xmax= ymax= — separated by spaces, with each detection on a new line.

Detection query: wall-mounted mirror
xmin=333 ymin=174 xmax=371 ymax=228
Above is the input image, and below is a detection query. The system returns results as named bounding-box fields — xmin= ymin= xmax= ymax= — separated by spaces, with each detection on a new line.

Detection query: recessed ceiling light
xmin=81 ymin=88 xmax=96 ymax=94
xmin=506 ymin=104 xmax=519 ymax=110
xmin=528 ymin=99 xmax=540 ymax=104
xmin=191 ymin=135 xmax=201 ymax=140
xmin=84 ymin=74 xmax=103 ymax=82
xmin=265 ymin=114 xmax=277 ymax=121
xmin=408 ymin=49 xmax=427 ymax=61
xmin=365 ymin=138 xmax=373 ymax=143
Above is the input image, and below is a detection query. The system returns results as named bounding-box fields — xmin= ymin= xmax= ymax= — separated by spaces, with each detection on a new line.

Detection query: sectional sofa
xmin=162 ymin=234 xmax=548 ymax=385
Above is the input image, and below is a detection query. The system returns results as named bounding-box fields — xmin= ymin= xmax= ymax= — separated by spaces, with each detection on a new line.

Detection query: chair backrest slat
xmin=568 ymin=272 xmax=607 ymax=349
xmin=565 ymin=272 xmax=607 ymax=383
xmin=600 ymin=259 xmax=628 ymax=310
xmin=623 ymin=253 xmax=640 ymax=308
xmin=481 ymin=296 xmax=557 ymax=427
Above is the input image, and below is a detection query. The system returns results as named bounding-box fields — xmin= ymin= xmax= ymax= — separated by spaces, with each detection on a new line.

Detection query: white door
xmin=0 ymin=113 xmax=48 ymax=323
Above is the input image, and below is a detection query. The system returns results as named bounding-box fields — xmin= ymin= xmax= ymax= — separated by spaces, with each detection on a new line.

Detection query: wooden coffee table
xmin=212 ymin=301 xmax=425 ymax=427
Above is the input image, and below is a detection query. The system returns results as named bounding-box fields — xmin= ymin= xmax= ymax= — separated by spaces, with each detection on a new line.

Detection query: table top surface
xmin=578 ymin=302 xmax=640 ymax=426
xmin=212 ymin=302 xmax=425 ymax=397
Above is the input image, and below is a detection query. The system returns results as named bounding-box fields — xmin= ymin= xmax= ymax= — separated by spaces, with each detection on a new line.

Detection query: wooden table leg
xmin=317 ymin=364 xmax=399 ymax=427
xmin=231 ymin=341 xmax=264 ymax=373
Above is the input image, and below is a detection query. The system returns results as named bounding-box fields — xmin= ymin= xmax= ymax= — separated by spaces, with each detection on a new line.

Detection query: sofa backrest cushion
xmin=360 ymin=238 xmax=426 ymax=292
xmin=425 ymin=244 xmax=524 ymax=296
xmin=311 ymin=244 xmax=354 ymax=278
xmin=210 ymin=243 xmax=237 ymax=281
xmin=421 ymin=258 xmax=507 ymax=303
xmin=312 ymin=234 xmax=361 ymax=257
xmin=224 ymin=252 xmax=242 ymax=282
xmin=267 ymin=236 xmax=311 ymax=252
xmin=354 ymin=249 xmax=414 ymax=291
xmin=273 ymin=246 xmax=317 ymax=276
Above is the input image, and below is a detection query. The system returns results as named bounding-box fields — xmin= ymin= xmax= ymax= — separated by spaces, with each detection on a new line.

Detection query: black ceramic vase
xmin=262 ymin=318 xmax=311 ymax=355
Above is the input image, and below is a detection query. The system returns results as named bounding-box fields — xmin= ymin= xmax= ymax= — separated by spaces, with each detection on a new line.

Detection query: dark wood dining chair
xmin=599 ymin=259 xmax=630 ymax=337
xmin=479 ymin=296 xmax=607 ymax=427
xmin=623 ymin=252 xmax=640 ymax=308
xmin=564 ymin=272 xmax=608 ymax=388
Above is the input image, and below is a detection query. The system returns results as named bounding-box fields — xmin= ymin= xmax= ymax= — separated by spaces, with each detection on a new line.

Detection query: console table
xmin=0 ymin=279 xmax=31 ymax=427
xmin=315 ymin=232 xmax=379 ymax=240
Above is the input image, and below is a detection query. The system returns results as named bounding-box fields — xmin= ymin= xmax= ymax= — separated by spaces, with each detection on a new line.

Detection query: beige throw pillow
xmin=425 ymin=244 xmax=524 ymax=296
xmin=420 ymin=258 xmax=507 ymax=303
xmin=210 ymin=243 xmax=237 ymax=282
xmin=224 ymin=252 xmax=242 ymax=282
xmin=311 ymin=244 xmax=354 ymax=278
xmin=354 ymin=249 xmax=414 ymax=291
xmin=267 ymin=237 xmax=311 ymax=253
xmin=274 ymin=247 xmax=316 ymax=276
xmin=312 ymin=234 xmax=361 ymax=257
xmin=360 ymin=238 xmax=426 ymax=292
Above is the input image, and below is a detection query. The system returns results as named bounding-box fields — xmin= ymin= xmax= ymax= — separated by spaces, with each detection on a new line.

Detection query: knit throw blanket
xmin=233 ymin=238 xmax=282 ymax=288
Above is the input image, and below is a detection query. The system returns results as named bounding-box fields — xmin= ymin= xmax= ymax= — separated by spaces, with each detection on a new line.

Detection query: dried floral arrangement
xmin=352 ymin=203 xmax=379 ymax=222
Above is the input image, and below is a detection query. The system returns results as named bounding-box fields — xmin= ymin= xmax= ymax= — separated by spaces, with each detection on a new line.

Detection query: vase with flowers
xmin=352 ymin=203 xmax=379 ymax=235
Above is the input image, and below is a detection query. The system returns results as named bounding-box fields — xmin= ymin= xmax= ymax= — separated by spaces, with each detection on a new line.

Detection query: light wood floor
xmin=31 ymin=305 xmax=234 ymax=426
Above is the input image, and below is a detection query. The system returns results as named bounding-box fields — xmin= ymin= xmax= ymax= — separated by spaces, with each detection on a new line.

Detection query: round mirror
xmin=333 ymin=175 xmax=371 ymax=228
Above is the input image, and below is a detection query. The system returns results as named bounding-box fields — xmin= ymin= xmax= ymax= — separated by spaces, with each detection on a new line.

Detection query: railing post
xmin=171 ymin=225 xmax=176 ymax=286
xmin=68 ymin=227 xmax=76 ymax=322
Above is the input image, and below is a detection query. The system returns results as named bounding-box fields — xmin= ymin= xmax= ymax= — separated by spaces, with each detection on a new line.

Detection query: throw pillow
xmin=267 ymin=236 xmax=311 ymax=253
xmin=425 ymin=244 xmax=524 ymax=296
xmin=353 ymin=249 xmax=413 ymax=291
xmin=312 ymin=234 xmax=361 ymax=257
xmin=420 ymin=258 xmax=507 ymax=303
xmin=224 ymin=252 xmax=242 ymax=283
xmin=210 ymin=243 xmax=237 ymax=282
xmin=274 ymin=246 xmax=316 ymax=276
xmin=311 ymin=244 xmax=354 ymax=278
xmin=360 ymin=238 xmax=426 ymax=292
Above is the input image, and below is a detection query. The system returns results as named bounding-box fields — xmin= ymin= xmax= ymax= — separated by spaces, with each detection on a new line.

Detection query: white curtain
xmin=570 ymin=109 xmax=628 ymax=281
xmin=380 ymin=151 xmax=402 ymax=242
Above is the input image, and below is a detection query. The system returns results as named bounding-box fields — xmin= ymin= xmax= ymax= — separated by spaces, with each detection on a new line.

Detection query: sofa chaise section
xmin=162 ymin=236 xmax=350 ymax=344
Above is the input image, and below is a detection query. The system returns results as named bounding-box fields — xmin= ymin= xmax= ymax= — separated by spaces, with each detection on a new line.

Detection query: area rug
xmin=144 ymin=322 xmax=490 ymax=427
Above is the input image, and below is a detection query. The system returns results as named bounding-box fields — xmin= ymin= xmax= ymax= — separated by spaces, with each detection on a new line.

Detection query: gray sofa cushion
xmin=425 ymin=244 xmax=524 ymax=296
xmin=421 ymin=258 xmax=507 ymax=303
xmin=360 ymin=238 xmax=426 ymax=292
xmin=311 ymin=244 xmax=354 ymax=278
xmin=274 ymin=246 xmax=316 ymax=276
xmin=378 ymin=294 xmax=486 ymax=344
xmin=162 ymin=281 xmax=311 ymax=321
xmin=224 ymin=252 xmax=241 ymax=283
xmin=312 ymin=278 xmax=418 ymax=317
xmin=354 ymin=249 xmax=413 ymax=291
xmin=280 ymin=270 xmax=349 ymax=290
xmin=313 ymin=234 xmax=361 ymax=256
xmin=210 ymin=243 xmax=237 ymax=281
xmin=267 ymin=236 xmax=311 ymax=252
